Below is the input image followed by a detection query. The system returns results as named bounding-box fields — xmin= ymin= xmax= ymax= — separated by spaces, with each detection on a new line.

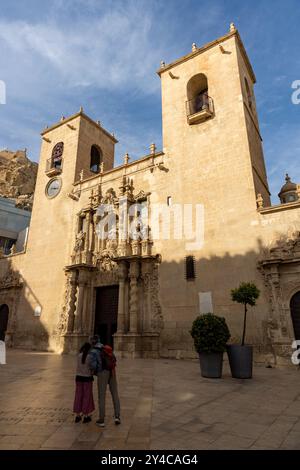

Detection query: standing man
xmin=89 ymin=335 xmax=121 ymax=427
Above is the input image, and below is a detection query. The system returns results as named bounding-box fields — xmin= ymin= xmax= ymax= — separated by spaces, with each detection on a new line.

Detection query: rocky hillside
xmin=0 ymin=149 xmax=38 ymax=210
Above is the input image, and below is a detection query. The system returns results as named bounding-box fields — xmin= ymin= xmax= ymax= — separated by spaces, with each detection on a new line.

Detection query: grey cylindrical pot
xmin=198 ymin=352 xmax=223 ymax=378
xmin=227 ymin=344 xmax=253 ymax=379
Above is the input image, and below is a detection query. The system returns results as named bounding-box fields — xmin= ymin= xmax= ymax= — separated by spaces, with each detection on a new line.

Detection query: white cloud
xmin=0 ymin=6 xmax=163 ymax=94
xmin=0 ymin=1 xmax=171 ymax=161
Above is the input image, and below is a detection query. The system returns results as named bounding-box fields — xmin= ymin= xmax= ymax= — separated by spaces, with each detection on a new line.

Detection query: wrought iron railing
xmin=45 ymin=157 xmax=63 ymax=173
xmin=186 ymin=93 xmax=214 ymax=117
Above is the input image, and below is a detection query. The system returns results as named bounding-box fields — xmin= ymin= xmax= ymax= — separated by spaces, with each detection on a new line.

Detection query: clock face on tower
xmin=46 ymin=178 xmax=62 ymax=198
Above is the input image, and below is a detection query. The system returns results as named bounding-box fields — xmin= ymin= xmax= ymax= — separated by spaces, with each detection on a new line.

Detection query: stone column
xmin=73 ymin=271 xmax=86 ymax=333
xmin=117 ymin=261 xmax=128 ymax=334
xmin=84 ymin=212 xmax=94 ymax=264
xmin=85 ymin=212 xmax=90 ymax=263
xmin=129 ymin=260 xmax=139 ymax=333
xmin=92 ymin=213 xmax=100 ymax=260
xmin=118 ymin=196 xmax=128 ymax=256
xmin=141 ymin=260 xmax=152 ymax=332
xmin=89 ymin=212 xmax=95 ymax=257
xmin=82 ymin=279 xmax=92 ymax=335
xmin=66 ymin=271 xmax=78 ymax=333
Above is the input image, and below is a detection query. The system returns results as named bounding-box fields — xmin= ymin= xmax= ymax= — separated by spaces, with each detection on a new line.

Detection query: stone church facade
xmin=1 ymin=25 xmax=300 ymax=364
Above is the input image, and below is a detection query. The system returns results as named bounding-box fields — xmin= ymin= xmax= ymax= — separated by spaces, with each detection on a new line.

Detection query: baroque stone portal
xmin=55 ymin=178 xmax=163 ymax=357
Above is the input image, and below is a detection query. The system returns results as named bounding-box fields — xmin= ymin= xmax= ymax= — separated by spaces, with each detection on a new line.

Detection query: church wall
xmin=0 ymin=117 xmax=84 ymax=350
xmin=0 ymin=30 xmax=299 ymax=362
xmin=235 ymin=40 xmax=271 ymax=206
xmin=155 ymin=34 xmax=268 ymax=357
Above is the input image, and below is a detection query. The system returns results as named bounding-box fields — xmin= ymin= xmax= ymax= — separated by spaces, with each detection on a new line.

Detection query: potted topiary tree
xmin=227 ymin=282 xmax=260 ymax=379
xmin=190 ymin=313 xmax=230 ymax=378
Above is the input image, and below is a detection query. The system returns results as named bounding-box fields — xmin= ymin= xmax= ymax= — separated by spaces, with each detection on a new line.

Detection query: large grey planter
xmin=227 ymin=344 xmax=253 ymax=379
xmin=198 ymin=352 xmax=223 ymax=378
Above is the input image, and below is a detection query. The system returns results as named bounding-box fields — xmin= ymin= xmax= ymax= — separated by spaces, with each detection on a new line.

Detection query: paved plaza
xmin=0 ymin=350 xmax=300 ymax=450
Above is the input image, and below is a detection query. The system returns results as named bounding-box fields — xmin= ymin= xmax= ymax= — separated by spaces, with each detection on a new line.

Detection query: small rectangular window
xmin=185 ymin=255 xmax=196 ymax=280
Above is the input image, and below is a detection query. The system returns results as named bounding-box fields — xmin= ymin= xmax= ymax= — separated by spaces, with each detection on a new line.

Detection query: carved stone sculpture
xmin=74 ymin=231 xmax=85 ymax=252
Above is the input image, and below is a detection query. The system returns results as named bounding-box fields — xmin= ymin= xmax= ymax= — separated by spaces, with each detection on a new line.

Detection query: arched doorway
xmin=0 ymin=304 xmax=9 ymax=341
xmin=290 ymin=292 xmax=300 ymax=340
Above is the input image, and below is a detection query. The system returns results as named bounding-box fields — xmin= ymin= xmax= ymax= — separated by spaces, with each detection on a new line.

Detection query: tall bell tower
xmin=158 ymin=24 xmax=271 ymax=212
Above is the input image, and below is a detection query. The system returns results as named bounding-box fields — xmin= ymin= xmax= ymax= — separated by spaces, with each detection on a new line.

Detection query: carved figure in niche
xmin=269 ymin=231 xmax=300 ymax=259
xmin=74 ymin=231 xmax=85 ymax=252
xmin=0 ymin=269 xmax=23 ymax=289
xmin=106 ymin=237 xmax=118 ymax=256
xmin=103 ymin=188 xmax=117 ymax=205
xmin=99 ymin=252 xmax=117 ymax=272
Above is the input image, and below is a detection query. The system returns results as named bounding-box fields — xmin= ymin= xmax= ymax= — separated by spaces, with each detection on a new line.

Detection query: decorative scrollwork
xmin=0 ymin=269 xmax=23 ymax=290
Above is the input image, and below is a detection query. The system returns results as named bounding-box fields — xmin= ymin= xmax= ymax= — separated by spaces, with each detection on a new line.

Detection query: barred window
xmin=185 ymin=255 xmax=196 ymax=280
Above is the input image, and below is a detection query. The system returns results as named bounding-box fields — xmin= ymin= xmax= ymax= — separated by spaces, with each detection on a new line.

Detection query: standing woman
xmin=73 ymin=342 xmax=95 ymax=423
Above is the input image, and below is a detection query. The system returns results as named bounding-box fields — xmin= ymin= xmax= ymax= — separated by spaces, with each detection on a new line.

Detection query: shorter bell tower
xmin=41 ymin=108 xmax=118 ymax=185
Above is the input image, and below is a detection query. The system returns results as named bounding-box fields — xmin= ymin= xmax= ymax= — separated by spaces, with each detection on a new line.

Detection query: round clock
xmin=46 ymin=178 xmax=62 ymax=198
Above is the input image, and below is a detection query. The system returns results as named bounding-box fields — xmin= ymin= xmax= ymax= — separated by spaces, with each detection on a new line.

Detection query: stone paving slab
xmin=0 ymin=350 xmax=299 ymax=449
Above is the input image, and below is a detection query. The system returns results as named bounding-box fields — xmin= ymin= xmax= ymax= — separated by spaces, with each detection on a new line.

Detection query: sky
xmin=0 ymin=0 xmax=299 ymax=203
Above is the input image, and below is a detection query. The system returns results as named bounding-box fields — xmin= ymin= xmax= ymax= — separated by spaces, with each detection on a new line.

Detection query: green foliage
xmin=231 ymin=282 xmax=260 ymax=345
xmin=231 ymin=282 xmax=260 ymax=307
xmin=190 ymin=313 xmax=230 ymax=354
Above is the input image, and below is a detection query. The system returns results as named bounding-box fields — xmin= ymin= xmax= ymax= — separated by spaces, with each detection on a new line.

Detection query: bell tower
xmin=19 ymin=110 xmax=117 ymax=350
xmin=158 ymin=24 xmax=271 ymax=210
xmin=41 ymin=108 xmax=117 ymax=184
xmin=27 ymin=108 xmax=118 ymax=254
xmin=27 ymin=107 xmax=118 ymax=259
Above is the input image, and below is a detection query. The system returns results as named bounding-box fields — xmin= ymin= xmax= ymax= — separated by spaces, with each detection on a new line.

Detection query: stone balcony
xmin=45 ymin=157 xmax=63 ymax=177
xmin=186 ymin=94 xmax=214 ymax=124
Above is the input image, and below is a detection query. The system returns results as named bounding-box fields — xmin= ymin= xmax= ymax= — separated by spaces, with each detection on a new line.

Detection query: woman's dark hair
xmin=80 ymin=342 xmax=91 ymax=364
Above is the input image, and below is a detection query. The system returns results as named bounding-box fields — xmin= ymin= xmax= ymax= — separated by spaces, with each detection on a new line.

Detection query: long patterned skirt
xmin=73 ymin=380 xmax=95 ymax=415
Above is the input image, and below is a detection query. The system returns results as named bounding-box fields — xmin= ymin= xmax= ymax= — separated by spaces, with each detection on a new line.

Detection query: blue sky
xmin=0 ymin=0 xmax=299 ymax=203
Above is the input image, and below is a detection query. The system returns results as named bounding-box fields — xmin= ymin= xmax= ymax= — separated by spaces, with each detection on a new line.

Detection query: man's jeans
xmin=97 ymin=370 xmax=120 ymax=421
